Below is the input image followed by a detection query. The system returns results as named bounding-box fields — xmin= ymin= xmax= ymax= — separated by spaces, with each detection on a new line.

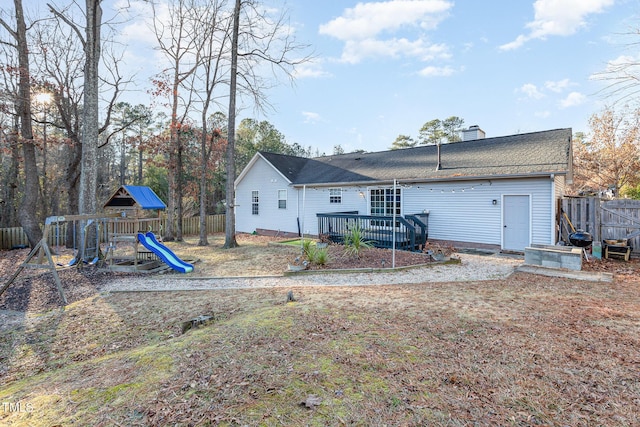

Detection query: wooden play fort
xmin=1 ymin=186 xmax=193 ymax=306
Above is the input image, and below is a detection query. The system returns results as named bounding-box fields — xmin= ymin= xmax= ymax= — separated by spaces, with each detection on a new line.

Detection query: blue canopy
xmin=104 ymin=185 xmax=166 ymax=210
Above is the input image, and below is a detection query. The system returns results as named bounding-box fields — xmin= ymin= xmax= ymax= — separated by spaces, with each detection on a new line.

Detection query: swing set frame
xmin=0 ymin=213 xmax=122 ymax=306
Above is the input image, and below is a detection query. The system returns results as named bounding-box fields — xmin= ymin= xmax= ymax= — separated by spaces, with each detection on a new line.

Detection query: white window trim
xmin=278 ymin=189 xmax=287 ymax=209
xmin=251 ymin=190 xmax=259 ymax=215
xmin=329 ymin=188 xmax=342 ymax=204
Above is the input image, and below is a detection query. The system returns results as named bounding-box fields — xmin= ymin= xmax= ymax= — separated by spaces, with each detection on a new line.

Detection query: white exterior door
xmin=503 ymin=195 xmax=530 ymax=251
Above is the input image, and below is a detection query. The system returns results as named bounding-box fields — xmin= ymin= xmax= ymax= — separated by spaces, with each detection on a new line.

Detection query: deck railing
xmin=317 ymin=212 xmax=428 ymax=252
xmin=405 ymin=214 xmax=429 ymax=248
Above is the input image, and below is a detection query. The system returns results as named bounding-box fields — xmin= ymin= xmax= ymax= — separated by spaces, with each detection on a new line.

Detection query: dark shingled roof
xmin=259 ymin=128 xmax=572 ymax=186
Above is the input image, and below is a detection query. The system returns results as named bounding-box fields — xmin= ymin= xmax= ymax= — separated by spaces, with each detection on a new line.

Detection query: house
xmin=234 ymin=127 xmax=573 ymax=252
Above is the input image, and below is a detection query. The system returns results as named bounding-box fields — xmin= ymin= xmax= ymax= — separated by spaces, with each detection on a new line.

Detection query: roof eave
xmin=235 ymin=152 xmax=294 ymax=186
xmin=291 ymin=171 xmax=567 ymax=188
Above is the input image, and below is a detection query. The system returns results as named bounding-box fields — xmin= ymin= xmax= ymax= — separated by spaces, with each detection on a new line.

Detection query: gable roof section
xmin=259 ymin=151 xmax=309 ymax=182
xmin=235 ymin=151 xmax=308 ymax=185
xmin=104 ymin=185 xmax=166 ymax=210
xmin=255 ymin=128 xmax=572 ymax=187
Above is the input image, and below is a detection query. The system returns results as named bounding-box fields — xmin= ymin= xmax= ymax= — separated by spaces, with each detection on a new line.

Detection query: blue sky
xmin=263 ymin=0 xmax=638 ymax=154
xmin=20 ymin=0 xmax=640 ymax=154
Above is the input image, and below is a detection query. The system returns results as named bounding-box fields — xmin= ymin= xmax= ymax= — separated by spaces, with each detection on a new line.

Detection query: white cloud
xmin=559 ymin=91 xmax=587 ymax=108
xmin=535 ymin=111 xmax=551 ymax=118
xmin=319 ymin=0 xmax=452 ymax=40
xmin=591 ymin=54 xmax=640 ymax=80
xmin=319 ymin=0 xmax=453 ymax=64
xmin=418 ymin=65 xmax=456 ymax=77
xmin=519 ymin=83 xmax=545 ymax=99
xmin=544 ymin=78 xmax=575 ymax=93
xmin=340 ymin=38 xmax=450 ymax=64
xmin=500 ymin=0 xmax=615 ymax=51
xmin=500 ymin=35 xmax=529 ymax=51
xmin=302 ymin=111 xmax=323 ymax=124
xmin=117 ymin=0 xmax=162 ymax=46
xmin=293 ymin=61 xmax=333 ymax=79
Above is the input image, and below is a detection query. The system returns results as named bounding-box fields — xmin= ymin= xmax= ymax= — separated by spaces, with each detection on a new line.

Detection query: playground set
xmin=0 ymin=186 xmax=193 ymax=305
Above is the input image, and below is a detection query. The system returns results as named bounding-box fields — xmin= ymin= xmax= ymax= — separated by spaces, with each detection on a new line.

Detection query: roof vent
xmin=462 ymin=125 xmax=485 ymax=141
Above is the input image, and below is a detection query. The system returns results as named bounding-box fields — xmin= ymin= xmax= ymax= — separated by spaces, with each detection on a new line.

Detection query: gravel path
xmin=100 ymin=253 xmax=524 ymax=292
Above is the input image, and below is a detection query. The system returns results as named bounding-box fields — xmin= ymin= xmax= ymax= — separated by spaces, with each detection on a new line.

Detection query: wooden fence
xmin=561 ymin=197 xmax=640 ymax=253
xmin=0 ymin=214 xmax=226 ymax=250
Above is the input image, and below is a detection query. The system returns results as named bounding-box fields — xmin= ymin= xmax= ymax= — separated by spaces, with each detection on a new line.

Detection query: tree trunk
xmin=14 ymin=0 xmax=43 ymax=248
xmin=224 ymin=0 xmax=241 ymax=249
xmin=164 ymin=75 xmax=180 ymax=242
xmin=176 ymin=143 xmax=183 ymax=241
xmin=78 ymin=0 xmax=102 ymax=259
xmin=119 ymin=133 xmax=126 ymax=185
xmin=198 ymin=128 xmax=209 ymax=246
xmin=64 ymin=141 xmax=82 ymax=247
xmin=137 ymin=145 xmax=143 ymax=184
xmin=1 ymin=128 xmax=20 ymax=228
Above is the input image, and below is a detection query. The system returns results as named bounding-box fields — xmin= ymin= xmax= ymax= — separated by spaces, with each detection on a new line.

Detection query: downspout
xmin=392 ymin=179 xmax=397 ymax=268
xmin=550 ymin=174 xmax=557 ymax=243
xmin=300 ymin=185 xmax=306 ymax=254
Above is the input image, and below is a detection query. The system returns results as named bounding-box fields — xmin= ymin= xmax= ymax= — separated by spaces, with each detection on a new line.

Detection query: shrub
xmin=313 ymin=247 xmax=328 ymax=265
xmin=343 ymin=221 xmax=372 ymax=257
xmin=302 ymin=239 xmax=314 ymax=259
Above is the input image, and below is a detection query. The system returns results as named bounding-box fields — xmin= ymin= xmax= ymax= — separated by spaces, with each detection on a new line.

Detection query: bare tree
xmin=151 ymin=0 xmax=202 ymax=242
xmin=224 ymin=0 xmax=312 ymax=248
xmin=224 ymin=0 xmax=241 ymax=249
xmin=45 ymin=1 xmax=132 ymax=253
xmin=0 ymin=0 xmax=43 ymax=248
xmin=30 ymin=14 xmax=85 ymax=222
xmin=592 ymin=26 xmax=640 ymax=105
xmin=0 ymin=41 xmax=20 ymax=228
xmin=190 ymin=0 xmax=231 ymax=246
xmin=44 ymin=0 xmax=102 ymax=258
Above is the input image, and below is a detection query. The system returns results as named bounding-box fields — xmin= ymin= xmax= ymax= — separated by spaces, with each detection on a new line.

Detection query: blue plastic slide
xmin=137 ymin=232 xmax=194 ymax=273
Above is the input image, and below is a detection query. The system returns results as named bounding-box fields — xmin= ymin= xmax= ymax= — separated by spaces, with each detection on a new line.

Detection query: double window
xmin=370 ymin=188 xmax=401 ymax=226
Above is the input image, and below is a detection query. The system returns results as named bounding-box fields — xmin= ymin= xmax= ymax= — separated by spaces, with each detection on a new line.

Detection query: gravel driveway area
xmin=100 ymin=253 xmax=524 ymax=292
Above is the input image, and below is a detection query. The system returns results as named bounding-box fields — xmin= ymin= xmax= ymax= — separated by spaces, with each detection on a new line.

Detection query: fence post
xmin=593 ymin=197 xmax=601 ymax=243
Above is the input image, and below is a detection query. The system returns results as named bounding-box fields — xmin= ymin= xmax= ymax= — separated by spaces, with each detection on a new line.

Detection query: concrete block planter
xmin=524 ymin=244 xmax=583 ymax=271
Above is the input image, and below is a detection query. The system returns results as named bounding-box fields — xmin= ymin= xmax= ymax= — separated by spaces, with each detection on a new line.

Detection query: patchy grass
xmin=1 ymin=273 xmax=639 ymax=426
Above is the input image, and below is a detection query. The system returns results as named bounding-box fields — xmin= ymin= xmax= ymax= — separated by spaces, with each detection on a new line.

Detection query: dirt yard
xmin=0 ymin=234 xmax=639 ymax=426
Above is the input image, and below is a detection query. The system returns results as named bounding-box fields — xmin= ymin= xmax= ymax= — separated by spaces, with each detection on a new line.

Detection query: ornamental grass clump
xmin=302 ymin=239 xmax=314 ymax=259
xmin=343 ymin=221 xmax=373 ymax=258
xmin=312 ymin=247 xmax=328 ymax=265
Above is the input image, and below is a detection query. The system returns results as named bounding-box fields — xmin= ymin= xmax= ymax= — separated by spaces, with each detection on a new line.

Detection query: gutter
xmin=290 ymin=171 xmax=568 ymax=189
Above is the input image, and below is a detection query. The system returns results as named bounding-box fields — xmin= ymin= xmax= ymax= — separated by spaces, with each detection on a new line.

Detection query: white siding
xmin=235 ymin=157 xmax=300 ymax=234
xmin=296 ymin=186 xmax=370 ymax=236
xmin=237 ymin=163 xmax=558 ymax=247
xmin=403 ymin=177 xmax=555 ymax=247
xmin=554 ymin=174 xmax=565 ymax=199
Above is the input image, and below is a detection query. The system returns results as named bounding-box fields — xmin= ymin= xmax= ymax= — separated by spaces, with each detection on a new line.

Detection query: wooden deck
xmin=317 ymin=213 xmax=428 ymax=252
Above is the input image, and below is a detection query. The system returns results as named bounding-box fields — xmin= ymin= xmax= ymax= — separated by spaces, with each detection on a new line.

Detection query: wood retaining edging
xmin=283 ymin=257 xmax=461 ymax=276
xmin=516 ymin=264 xmax=614 ymax=282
